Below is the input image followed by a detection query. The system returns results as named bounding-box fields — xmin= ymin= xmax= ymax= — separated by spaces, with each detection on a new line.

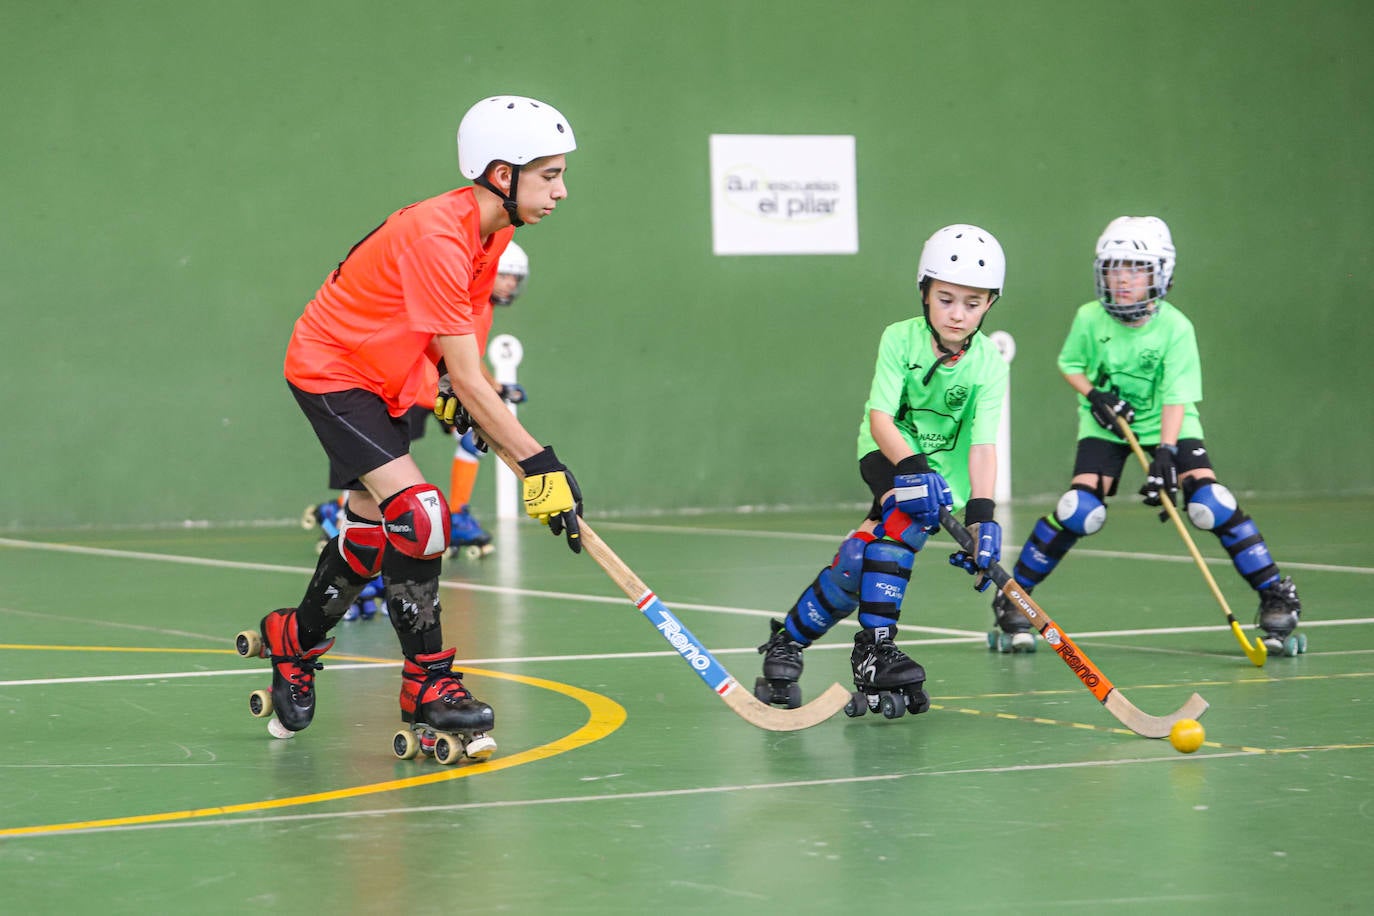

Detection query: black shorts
xmin=1073 ymin=436 xmax=1214 ymax=497
xmin=859 ymin=450 xmax=900 ymax=521
xmin=289 ymin=382 xmax=416 ymax=490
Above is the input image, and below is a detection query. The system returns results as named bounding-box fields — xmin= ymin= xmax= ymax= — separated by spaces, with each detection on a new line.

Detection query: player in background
xmin=243 ymin=95 xmax=585 ymax=762
xmin=447 ymin=240 xmax=530 ymax=557
xmin=996 ymin=216 xmax=1304 ymax=656
xmin=755 ymin=225 xmax=1010 ymax=716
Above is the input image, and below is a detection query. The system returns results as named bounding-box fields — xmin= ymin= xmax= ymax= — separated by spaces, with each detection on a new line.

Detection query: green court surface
xmin=2 ymin=496 xmax=1371 ymax=914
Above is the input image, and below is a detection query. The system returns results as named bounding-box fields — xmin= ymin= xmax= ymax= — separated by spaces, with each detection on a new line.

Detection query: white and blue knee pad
xmin=1185 ymin=481 xmax=1237 ymax=530
xmin=1054 ymin=487 xmax=1107 ymax=536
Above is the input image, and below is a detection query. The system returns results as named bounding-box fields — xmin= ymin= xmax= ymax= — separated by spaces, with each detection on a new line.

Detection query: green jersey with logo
xmin=858 ymin=318 xmax=1008 ymax=509
xmin=1057 ymin=300 xmax=1204 ymax=443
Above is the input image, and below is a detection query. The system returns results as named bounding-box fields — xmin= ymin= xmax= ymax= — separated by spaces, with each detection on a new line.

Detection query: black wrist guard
xmin=894 ymin=454 xmax=931 ymax=476
xmin=518 ymin=446 xmax=564 ymax=476
xmin=964 ymin=498 xmax=996 ymax=526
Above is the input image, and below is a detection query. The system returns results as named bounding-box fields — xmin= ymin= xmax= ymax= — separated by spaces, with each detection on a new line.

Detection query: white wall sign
xmin=709 ymin=134 xmax=858 ymax=256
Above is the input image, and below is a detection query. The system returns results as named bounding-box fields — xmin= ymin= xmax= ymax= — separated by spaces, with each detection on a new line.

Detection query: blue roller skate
xmin=342 ymin=576 xmax=386 ymax=622
xmin=301 ymin=498 xmax=344 ymax=552
xmin=449 ymin=506 xmax=494 ymax=559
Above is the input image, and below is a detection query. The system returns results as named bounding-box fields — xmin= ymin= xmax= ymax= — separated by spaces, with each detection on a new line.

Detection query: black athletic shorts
xmin=1073 ymin=436 xmax=1214 ymax=496
xmin=859 ymin=450 xmax=901 ymax=521
xmin=289 ymin=382 xmax=416 ymax=490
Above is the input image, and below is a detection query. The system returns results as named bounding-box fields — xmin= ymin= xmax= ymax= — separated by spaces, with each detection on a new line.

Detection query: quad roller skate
xmin=235 ymin=608 xmax=334 ymax=740
xmin=392 ymin=648 xmax=497 ymax=765
xmin=988 ymin=590 xmax=1037 ymax=654
xmin=1257 ymin=576 xmax=1306 ymax=657
xmin=448 ymin=506 xmax=494 ymax=559
xmin=844 ymin=626 xmax=930 ymax=720
xmin=301 ymin=498 xmax=343 ymax=552
xmin=753 ymin=619 xmax=805 ymax=709
xmin=341 ymin=576 xmax=386 ymax=622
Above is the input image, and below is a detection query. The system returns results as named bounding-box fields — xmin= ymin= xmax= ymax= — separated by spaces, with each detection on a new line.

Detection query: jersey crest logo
xmin=945 ymin=385 xmax=969 ymax=411
xmin=1138 ymin=348 xmax=1162 ymax=373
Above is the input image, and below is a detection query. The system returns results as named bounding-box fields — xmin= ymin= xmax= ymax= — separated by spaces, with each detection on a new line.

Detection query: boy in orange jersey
xmin=239 ymin=96 xmax=583 ymax=764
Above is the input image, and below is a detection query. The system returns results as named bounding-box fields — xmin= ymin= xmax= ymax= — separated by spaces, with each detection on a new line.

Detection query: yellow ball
xmin=1169 ymin=718 xmax=1206 ymax=753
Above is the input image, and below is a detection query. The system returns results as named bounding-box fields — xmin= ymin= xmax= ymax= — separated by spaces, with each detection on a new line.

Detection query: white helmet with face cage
xmin=1094 ymin=216 xmax=1176 ymax=322
xmin=917 ymin=224 xmax=1006 ymax=298
xmin=491 ymin=240 xmax=529 ymax=306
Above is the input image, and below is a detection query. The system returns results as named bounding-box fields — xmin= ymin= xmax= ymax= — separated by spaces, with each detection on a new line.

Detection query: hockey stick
xmin=941 ymin=508 xmax=1208 ymax=738
xmin=1116 ymin=419 xmax=1267 ymax=666
xmin=480 ymin=436 xmax=850 ymax=731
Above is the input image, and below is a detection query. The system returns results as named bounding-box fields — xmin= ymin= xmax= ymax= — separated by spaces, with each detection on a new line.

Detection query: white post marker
xmin=486 ymin=334 xmax=524 ymax=519
xmin=987 ymin=330 xmax=1015 ymax=505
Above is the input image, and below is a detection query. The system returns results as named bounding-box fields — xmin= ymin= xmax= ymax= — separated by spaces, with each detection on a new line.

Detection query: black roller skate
xmin=753 ymin=619 xmax=805 ymax=709
xmin=988 ymin=590 xmax=1036 ymax=654
xmin=392 ymin=648 xmax=497 ymax=765
xmin=844 ymin=625 xmax=930 ymax=720
xmin=235 ymin=608 xmax=334 ymax=740
xmin=449 ymin=506 xmax=494 ymax=559
xmin=1257 ymin=576 xmax=1306 ymax=657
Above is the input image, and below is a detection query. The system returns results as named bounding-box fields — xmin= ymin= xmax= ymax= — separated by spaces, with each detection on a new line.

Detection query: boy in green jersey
xmin=754 ymin=225 xmax=1011 ymax=717
xmin=998 ymin=216 xmax=1304 ymax=656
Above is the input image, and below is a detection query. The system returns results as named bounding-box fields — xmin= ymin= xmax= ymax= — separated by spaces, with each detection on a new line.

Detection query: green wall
xmin=3 ymin=1 xmax=1371 ymax=529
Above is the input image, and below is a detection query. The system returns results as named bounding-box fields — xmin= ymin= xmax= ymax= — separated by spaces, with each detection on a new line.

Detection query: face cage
xmin=490 ymin=274 xmax=526 ymax=307
xmin=1095 ymin=257 xmax=1162 ymax=323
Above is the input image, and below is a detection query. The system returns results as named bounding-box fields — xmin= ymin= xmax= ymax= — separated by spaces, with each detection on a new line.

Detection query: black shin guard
xmin=295 ymin=536 xmax=374 ymax=645
xmin=382 ymin=551 xmax=444 ymax=658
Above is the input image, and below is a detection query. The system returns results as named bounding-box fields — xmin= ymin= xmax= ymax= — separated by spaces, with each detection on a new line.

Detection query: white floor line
xmin=11 ymin=748 xmax=1316 ymax=838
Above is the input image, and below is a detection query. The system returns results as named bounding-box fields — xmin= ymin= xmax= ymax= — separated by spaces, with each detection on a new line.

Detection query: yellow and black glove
xmin=519 ymin=446 xmax=583 ymax=553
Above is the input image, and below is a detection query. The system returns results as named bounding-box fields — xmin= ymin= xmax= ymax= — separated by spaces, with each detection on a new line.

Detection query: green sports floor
xmin=2 ymin=495 xmax=1371 ymax=915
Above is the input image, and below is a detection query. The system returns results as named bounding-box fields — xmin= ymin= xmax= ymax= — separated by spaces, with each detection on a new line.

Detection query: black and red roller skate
xmin=753 ymin=618 xmax=805 ymax=709
xmin=391 ymin=648 xmax=497 ymax=765
xmin=845 ymin=625 xmax=930 ymax=720
xmin=235 ymin=608 xmax=334 ymax=739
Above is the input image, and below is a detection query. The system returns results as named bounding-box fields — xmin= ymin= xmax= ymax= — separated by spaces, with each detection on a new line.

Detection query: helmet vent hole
xmin=978 ymin=259 xmax=985 ymax=266
xmin=556 ymin=123 xmax=565 ymax=133
xmin=950 ymin=254 xmax=958 ymax=262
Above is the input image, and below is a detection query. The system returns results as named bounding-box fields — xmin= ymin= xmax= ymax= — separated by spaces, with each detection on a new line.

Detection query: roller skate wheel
xmin=267 ymin=717 xmax=296 ymax=740
xmin=433 ymin=732 xmax=464 ymax=766
xmin=392 ymin=728 xmax=420 ymax=760
xmin=986 ymin=631 xmax=1000 ymax=651
xmin=248 ymin=689 xmax=273 ymax=718
xmin=1262 ymin=635 xmax=1283 ymax=656
xmin=843 ymin=693 xmax=866 ymax=718
xmin=300 ymin=504 xmax=319 ymax=530
xmin=1010 ymin=632 xmax=1036 ymax=653
xmin=878 ymin=693 xmax=904 ymax=720
xmin=342 ymin=604 xmax=361 ymax=622
xmin=1282 ymin=634 xmax=1306 ymax=657
xmin=752 ymin=678 xmax=772 ymax=705
xmin=465 ymin=733 xmax=497 ymax=762
xmin=905 ymin=687 xmax=931 ymax=715
xmin=235 ymin=630 xmax=263 ymax=658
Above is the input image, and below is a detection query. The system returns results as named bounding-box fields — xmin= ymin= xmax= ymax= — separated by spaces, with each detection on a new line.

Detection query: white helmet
xmin=917 ymin=224 xmax=1006 ymax=297
xmin=491 ymin=240 xmax=529 ymax=306
xmin=457 ymin=95 xmax=576 ymax=180
xmin=1094 ymin=216 xmax=1175 ymax=322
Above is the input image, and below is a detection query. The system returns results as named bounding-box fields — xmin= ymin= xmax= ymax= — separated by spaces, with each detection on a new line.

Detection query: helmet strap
xmin=476 ymin=163 xmax=524 ymax=228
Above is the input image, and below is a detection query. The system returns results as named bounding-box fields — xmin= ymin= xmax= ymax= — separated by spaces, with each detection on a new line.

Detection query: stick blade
xmin=1103 ymin=690 xmax=1210 ymax=739
xmin=720 ymin=681 xmax=850 ymax=732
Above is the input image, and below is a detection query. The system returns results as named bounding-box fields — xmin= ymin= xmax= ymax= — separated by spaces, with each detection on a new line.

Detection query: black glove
xmin=518 ymin=446 xmax=583 ymax=553
xmin=1139 ymin=445 xmax=1178 ymax=519
xmin=1086 ymin=388 xmax=1136 ymax=436
xmin=434 ymin=374 xmax=475 ymax=436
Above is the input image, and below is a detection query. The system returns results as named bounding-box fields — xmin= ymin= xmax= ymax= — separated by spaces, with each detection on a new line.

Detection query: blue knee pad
xmin=1187 ymin=482 xmax=1279 ymax=589
xmin=857 ymin=539 xmax=915 ymax=629
xmin=1009 ymin=486 xmax=1103 ymax=590
xmin=1054 ymin=486 xmax=1107 ymax=536
xmin=783 ymin=535 xmax=866 ymax=644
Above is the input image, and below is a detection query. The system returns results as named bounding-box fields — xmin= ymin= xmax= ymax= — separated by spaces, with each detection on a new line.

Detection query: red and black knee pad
xmin=338 ymin=509 xmax=386 ymax=578
xmin=380 ymin=484 xmax=450 ymax=560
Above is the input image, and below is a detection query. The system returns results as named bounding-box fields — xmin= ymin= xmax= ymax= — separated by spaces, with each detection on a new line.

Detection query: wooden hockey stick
xmin=481 ymin=436 xmax=850 ymax=731
xmin=941 ymin=508 xmax=1208 ymax=738
xmin=1116 ymin=419 xmax=1267 ymax=666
